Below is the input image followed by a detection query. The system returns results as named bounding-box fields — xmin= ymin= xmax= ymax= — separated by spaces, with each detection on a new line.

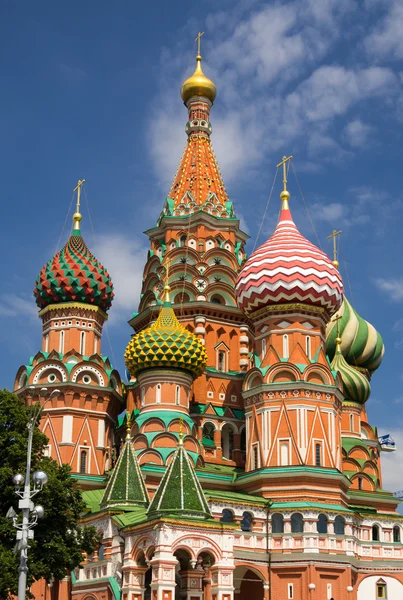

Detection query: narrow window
xmin=44 ymin=334 xmax=49 ymax=353
xmin=240 ymin=512 xmax=253 ymax=532
xmin=358 ymin=476 xmax=363 ymax=490
xmin=218 ymin=350 xmax=225 ymax=372
xmin=283 ymin=334 xmax=289 ymax=358
xmin=175 ymin=385 xmax=180 ymax=405
xmin=141 ymin=387 xmax=145 ymax=407
xmin=80 ymin=331 xmax=86 ymax=355
xmin=372 ymin=524 xmax=380 ymax=541
xmin=156 ymin=384 xmax=161 ymax=404
xmin=315 ymin=443 xmax=321 ymax=466
xmin=272 ymin=514 xmax=284 ymax=534
xmin=280 ymin=441 xmax=289 ymax=466
xmin=350 ymin=413 xmax=354 ymax=432
xmin=376 ymin=581 xmax=387 ymax=599
xmin=334 ymin=516 xmax=345 ymax=535
xmin=59 ymin=330 xmax=64 ymax=354
xmin=288 ymin=583 xmax=294 ymax=599
xmin=326 ymin=583 xmax=332 ymax=600
xmin=97 ymin=420 xmax=105 ymax=448
xmin=240 ymin=428 xmax=246 ymax=461
xmin=261 ymin=338 xmax=266 ymax=360
xmin=291 ymin=513 xmax=303 ymax=533
xmin=220 ymin=509 xmax=233 ymax=523
xmin=180 ymin=234 xmax=186 ymax=247
xmin=98 ymin=545 xmax=105 ymax=561
xmin=306 ymin=335 xmax=311 ymax=358
xmin=252 ymin=444 xmax=259 ymax=470
xmin=317 ymin=514 xmax=328 ymax=534
xmin=94 ymin=336 xmax=98 ymax=354
xmin=80 ymin=450 xmax=87 ymax=474
xmin=394 ymin=525 xmax=401 ymax=543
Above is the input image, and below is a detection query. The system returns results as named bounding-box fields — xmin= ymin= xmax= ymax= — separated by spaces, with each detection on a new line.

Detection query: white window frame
xmin=62 ymin=415 xmax=73 ymax=443
xmin=261 ymin=338 xmax=266 ymax=360
xmin=288 ymin=583 xmax=294 ymax=599
xmin=283 ymin=334 xmax=289 ymax=358
xmin=80 ymin=331 xmax=86 ymax=355
xmin=306 ymin=335 xmax=311 ymax=359
xmin=156 ymin=384 xmax=161 ymax=404
xmin=279 ymin=439 xmax=290 ymax=466
xmin=59 ymin=330 xmax=64 ymax=354
xmin=78 ymin=446 xmax=90 ymax=474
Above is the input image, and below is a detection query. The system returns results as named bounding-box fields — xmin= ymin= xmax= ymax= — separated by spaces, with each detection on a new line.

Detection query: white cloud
xmin=92 ymin=233 xmax=149 ymax=322
xmin=0 ymin=295 xmax=37 ymax=319
xmin=364 ymin=1 xmax=403 ymax=60
xmin=344 ymin=119 xmax=373 ymax=147
xmin=375 ymin=278 xmax=403 ymax=301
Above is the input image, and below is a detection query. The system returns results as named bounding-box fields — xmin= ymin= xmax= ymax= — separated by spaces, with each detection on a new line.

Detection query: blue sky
xmin=1 ymin=0 xmax=403 ymax=491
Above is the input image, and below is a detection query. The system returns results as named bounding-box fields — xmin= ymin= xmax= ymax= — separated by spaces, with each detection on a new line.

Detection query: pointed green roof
xmin=147 ymin=441 xmax=211 ymax=519
xmin=100 ymin=439 xmax=149 ymax=509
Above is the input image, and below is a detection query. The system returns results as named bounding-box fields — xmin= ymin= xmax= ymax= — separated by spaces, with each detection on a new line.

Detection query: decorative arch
xmin=243 ymin=369 xmax=263 ymax=391
xmin=172 ymin=533 xmax=222 ymax=562
xmin=71 ymin=365 xmax=105 ymax=387
xmin=32 ymin=363 xmax=68 ymax=384
xmin=303 ymin=364 xmax=333 ymax=385
xmin=137 ymin=449 xmax=163 ymax=466
xmin=267 ymin=364 xmax=300 ymax=383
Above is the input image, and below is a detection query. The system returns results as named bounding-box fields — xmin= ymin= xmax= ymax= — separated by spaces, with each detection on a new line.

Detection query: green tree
xmin=0 ymin=390 xmax=100 ymax=599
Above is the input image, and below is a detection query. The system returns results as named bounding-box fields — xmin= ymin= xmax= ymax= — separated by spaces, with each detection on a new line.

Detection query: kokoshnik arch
xmin=14 ymin=35 xmax=403 ymax=600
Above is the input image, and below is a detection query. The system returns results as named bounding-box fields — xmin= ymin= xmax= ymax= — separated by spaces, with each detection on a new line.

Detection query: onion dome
xmin=331 ymin=335 xmax=371 ymax=405
xmin=181 ymin=52 xmax=216 ymax=104
xmin=236 ymin=170 xmax=343 ymax=317
xmin=124 ymin=285 xmax=207 ymax=378
xmin=326 ymin=297 xmax=384 ymax=374
xmin=34 ymin=182 xmax=114 ymax=312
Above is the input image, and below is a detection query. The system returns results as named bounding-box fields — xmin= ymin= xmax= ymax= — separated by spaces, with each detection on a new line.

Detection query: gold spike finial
xmin=164 ymin=257 xmax=171 ymax=303
xmin=333 ymin=314 xmax=343 ymax=352
xmin=179 ymin=417 xmax=184 ymax=445
xmin=73 ymin=179 xmax=85 ymax=231
xmin=195 ymin=31 xmax=204 ymax=58
xmin=327 ymin=229 xmax=342 ymax=268
xmin=126 ymin=412 xmax=132 ymax=441
xmin=276 ymin=156 xmax=292 ymax=209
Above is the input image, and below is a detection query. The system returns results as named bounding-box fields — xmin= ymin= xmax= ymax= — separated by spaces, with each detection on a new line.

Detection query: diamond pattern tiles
xmin=236 ymin=206 xmax=343 ymax=317
xmin=124 ymin=302 xmax=207 ymax=379
xmin=34 ymin=232 xmax=114 ymax=311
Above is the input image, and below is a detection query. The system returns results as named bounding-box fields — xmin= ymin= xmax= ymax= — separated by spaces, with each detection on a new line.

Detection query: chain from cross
xmin=276 ymin=156 xmax=292 ymax=192
xmin=195 ymin=31 xmax=204 ymax=56
xmin=328 ymin=229 xmax=342 ymax=266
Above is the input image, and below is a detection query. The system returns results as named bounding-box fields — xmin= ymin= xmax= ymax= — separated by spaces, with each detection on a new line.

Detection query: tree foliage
xmin=0 ymin=389 xmax=100 ymax=599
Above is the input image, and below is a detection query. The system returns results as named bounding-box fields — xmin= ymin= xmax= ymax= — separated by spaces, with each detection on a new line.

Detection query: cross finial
xmin=73 ymin=179 xmax=85 ymax=231
xmin=126 ymin=412 xmax=132 ymax=441
xmin=179 ymin=417 xmax=184 ymax=444
xmin=332 ymin=314 xmax=343 ymax=351
xmin=327 ymin=229 xmax=342 ymax=268
xmin=195 ymin=31 xmax=204 ymax=57
xmin=276 ymin=155 xmax=292 ymax=209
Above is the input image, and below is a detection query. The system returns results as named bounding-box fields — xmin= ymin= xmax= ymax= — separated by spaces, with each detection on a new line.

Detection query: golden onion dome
xmin=181 ymin=54 xmax=217 ymax=104
xmin=124 ymin=288 xmax=207 ymax=379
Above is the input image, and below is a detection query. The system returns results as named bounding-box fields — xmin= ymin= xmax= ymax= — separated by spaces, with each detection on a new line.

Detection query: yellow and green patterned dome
xmin=326 ymin=297 xmax=384 ymax=375
xmin=331 ymin=335 xmax=371 ymax=405
xmin=125 ymin=287 xmax=207 ymax=379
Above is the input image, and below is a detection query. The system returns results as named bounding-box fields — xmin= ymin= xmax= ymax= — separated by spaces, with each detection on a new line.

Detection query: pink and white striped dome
xmin=236 ymin=204 xmax=343 ymax=317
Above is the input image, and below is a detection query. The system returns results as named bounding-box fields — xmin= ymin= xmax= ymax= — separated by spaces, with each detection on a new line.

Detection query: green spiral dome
xmin=326 ymin=297 xmax=384 ymax=374
xmin=124 ymin=298 xmax=207 ymax=379
xmin=331 ymin=339 xmax=371 ymax=405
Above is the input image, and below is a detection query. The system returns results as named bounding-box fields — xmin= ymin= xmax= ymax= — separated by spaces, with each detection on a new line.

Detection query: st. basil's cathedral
xmin=13 ymin=41 xmax=403 ymax=600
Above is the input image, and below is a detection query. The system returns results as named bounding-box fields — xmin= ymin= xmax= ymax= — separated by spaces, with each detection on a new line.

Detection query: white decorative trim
xmin=71 ymin=365 xmax=105 ymax=387
xmin=33 ymin=364 xmax=67 ymax=384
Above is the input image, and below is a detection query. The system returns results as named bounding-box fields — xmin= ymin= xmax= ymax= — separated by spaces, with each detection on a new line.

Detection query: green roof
xmin=100 ymin=438 xmax=149 ymax=509
xmin=148 ymin=441 xmax=211 ymax=519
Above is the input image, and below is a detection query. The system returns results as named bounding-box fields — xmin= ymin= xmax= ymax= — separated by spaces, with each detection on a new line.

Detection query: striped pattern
xmin=326 ymin=297 xmax=384 ymax=374
xmin=331 ymin=346 xmax=371 ymax=405
xmin=236 ymin=207 xmax=343 ymax=316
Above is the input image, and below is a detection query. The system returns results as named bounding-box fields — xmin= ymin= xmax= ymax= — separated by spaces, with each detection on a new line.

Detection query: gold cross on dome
xmin=179 ymin=417 xmax=184 ymax=444
xmin=276 ymin=156 xmax=292 ymax=192
xmin=195 ymin=31 xmax=204 ymax=56
xmin=333 ymin=314 xmax=343 ymax=339
xmin=73 ymin=179 xmax=85 ymax=213
xmin=327 ymin=229 xmax=342 ymax=268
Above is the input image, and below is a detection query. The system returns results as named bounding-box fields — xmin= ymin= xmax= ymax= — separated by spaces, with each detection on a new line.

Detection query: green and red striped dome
xmin=34 ymin=231 xmax=114 ymax=311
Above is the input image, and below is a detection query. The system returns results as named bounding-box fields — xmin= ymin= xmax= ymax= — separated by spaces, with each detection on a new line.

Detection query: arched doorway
xmin=174 ymin=549 xmax=192 ymax=600
xmin=233 ymin=566 xmax=264 ymax=600
xmin=197 ymin=551 xmax=215 ymax=600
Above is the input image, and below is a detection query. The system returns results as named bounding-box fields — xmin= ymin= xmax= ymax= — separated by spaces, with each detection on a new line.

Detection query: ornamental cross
xmin=276 ymin=156 xmax=292 ymax=192
xmin=327 ymin=229 xmax=342 ymax=266
xmin=179 ymin=417 xmax=184 ymax=443
xmin=126 ymin=412 xmax=132 ymax=440
xmin=195 ymin=31 xmax=204 ymax=55
xmin=73 ymin=178 xmax=85 ymax=213
xmin=332 ymin=314 xmax=343 ymax=339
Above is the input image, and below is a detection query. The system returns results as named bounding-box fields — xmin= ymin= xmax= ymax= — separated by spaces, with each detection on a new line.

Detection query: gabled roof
xmin=147 ymin=440 xmax=211 ymax=519
xmin=100 ymin=439 xmax=149 ymax=510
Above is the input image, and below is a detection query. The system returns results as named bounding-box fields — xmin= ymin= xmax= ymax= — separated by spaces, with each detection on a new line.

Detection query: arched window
xmin=218 ymin=350 xmax=226 ymax=372
xmin=156 ymin=384 xmax=161 ymax=404
xmin=80 ymin=331 xmax=86 ymax=355
xmin=220 ymin=509 xmax=233 ymax=523
xmin=334 ymin=516 xmax=345 ymax=535
xmin=358 ymin=476 xmax=363 ymax=490
xmin=180 ymin=235 xmax=186 ymax=247
xmin=221 ymin=424 xmax=234 ymax=460
xmin=315 ymin=443 xmax=321 ymax=466
xmin=272 ymin=513 xmax=284 ymax=534
xmin=350 ymin=413 xmax=354 ymax=432
xmin=59 ymin=330 xmax=64 ymax=354
xmin=202 ymin=422 xmax=215 ymax=441
xmin=376 ymin=580 xmax=387 ymax=599
xmin=98 ymin=544 xmax=105 ymax=560
xmin=306 ymin=336 xmax=311 ymax=358
xmin=317 ymin=514 xmax=328 ymax=534
xmin=393 ymin=525 xmax=401 ymax=543
xmin=283 ymin=334 xmax=289 ymax=359
xmin=80 ymin=450 xmax=87 ymax=474
xmin=240 ymin=428 xmax=246 ymax=461
xmin=291 ymin=513 xmax=303 ymax=533
xmin=280 ymin=441 xmax=289 ymax=466
xmin=240 ymin=512 xmax=253 ymax=532
xmin=211 ymin=295 xmax=223 ymax=305
xmin=141 ymin=387 xmax=145 ymax=407
xmin=175 ymin=385 xmax=180 ymax=405
xmin=261 ymin=338 xmax=266 ymax=360
xmin=372 ymin=524 xmax=380 ymax=541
